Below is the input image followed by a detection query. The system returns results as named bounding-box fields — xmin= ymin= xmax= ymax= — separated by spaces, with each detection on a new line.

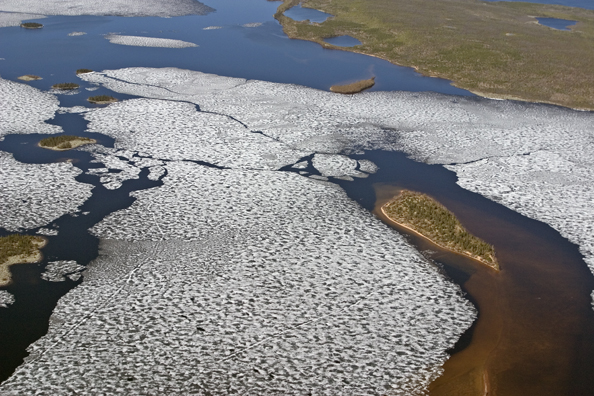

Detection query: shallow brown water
xmin=374 ymin=184 xmax=594 ymax=396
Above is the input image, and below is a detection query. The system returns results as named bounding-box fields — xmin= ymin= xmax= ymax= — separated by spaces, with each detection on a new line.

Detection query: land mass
xmin=276 ymin=0 xmax=594 ymax=110
xmin=330 ymin=77 xmax=375 ymax=93
xmin=382 ymin=190 xmax=499 ymax=269
xmin=0 ymin=234 xmax=47 ymax=287
xmin=39 ymin=135 xmax=96 ymax=151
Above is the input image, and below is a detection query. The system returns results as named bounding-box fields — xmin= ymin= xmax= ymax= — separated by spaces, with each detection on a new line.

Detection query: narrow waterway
xmin=336 ymin=150 xmax=594 ymax=395
xmin=0 ymin=113 xmax=165 ymax=381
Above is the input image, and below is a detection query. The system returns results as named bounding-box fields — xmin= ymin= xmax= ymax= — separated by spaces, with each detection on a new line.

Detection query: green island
xmin=76 ymin=68 xmax=93 ymax=75
xmin=0 ymin=234 xmax=47 ymax=287
xmin=382 ymin=190 xmax=499 ymax=269
xmin=17 ymin=75 xmax=42 ymax=81
xmin=20 ymin=22 xmax=43 ymax=29
xmin=52 ymin=82 xmax=79 ymax=90
xmin=276 ymin=0 xmax=594 ymax=110
xmin=330 ymin=76 xmax=375 ymax=94
xmin=39 ymin=135 xmax=97 ymax=151
xmin=88 ymin=95 xmax=118 ymax=104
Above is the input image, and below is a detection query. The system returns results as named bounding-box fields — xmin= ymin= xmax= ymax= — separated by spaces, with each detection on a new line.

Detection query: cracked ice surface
xmin=0 ymin=151 xmax=93 ymax=231
xmin=41 ymin=260 xmax=84 ymax=282
xmin=80 ymin=67 xmax=594 ymax=286
xmin=0 ymin=77 xmax=61 ymax=138
xmin=2 ymin=162 xmax=476 ymax=395
xmin=312 ymin=153 xmax=369 ymax=178
xmin=0 ymin=0 xmax=213 ymax=18
xmin=0 ymin=12 xmax=44 ymax=27
xmin=0 ymin=290 xmax=15 ymax=308
xmin=105 ymin=34 xmax=198 ymax=48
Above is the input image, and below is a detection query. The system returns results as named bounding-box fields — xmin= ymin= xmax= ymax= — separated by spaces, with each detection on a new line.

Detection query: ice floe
xmin=0 ymin=77 xmax=61 ymax=138
xmin=0 ymin=290 xmax=15 ymax=308
xmin=79 ymin=67 xmax=594 ymax=285
xmin=105 ymin=34 xmax=198 ymax=48
xmin=41 ymin=260 xmax=84 ymax=282
xmin=0 ymin=151 xmax=93 ymax=231
xmin=67 ymin=31 xmax=86 ymax=36
xmin=0 ymin=12 xmax=44 ymax=27
xmin=0 ymin=0 xmax=213 ymax=18
xmin=2 ymin=162 xmax=475 ymax=394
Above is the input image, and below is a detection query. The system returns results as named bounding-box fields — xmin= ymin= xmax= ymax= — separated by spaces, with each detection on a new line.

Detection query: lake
xmin=1 ymin=0 xmax=593 ymax=393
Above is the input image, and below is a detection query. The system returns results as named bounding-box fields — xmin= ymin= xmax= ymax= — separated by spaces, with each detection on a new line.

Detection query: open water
xmin=1 ymin=0 xmax=594 ymax=392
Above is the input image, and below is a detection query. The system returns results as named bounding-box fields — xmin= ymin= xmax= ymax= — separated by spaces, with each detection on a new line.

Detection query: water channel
xmin=1 ymin=0 xmax=594 ymax=393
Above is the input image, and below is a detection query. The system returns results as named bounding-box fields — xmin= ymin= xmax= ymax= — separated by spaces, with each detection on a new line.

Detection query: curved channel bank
xmin=338 ymin=150 xmax=594 ymax=396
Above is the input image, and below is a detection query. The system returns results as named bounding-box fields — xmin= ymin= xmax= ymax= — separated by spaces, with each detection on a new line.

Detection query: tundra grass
xmin=20 ymin=22 xmax=43 ymax=29
xmin=277 ymin=0 xmax=594 ymax=109
xmin=330 ymin=77 xmax=375 ymax=93
xmin=383 ymin=190 xmax=498 ymax=269
xmin=39 ymin=135 xmax=95 ymax=150
xmin=52 ymin=82 xmax=79 ymax=90
xmin=88 ymin=95 xmax=118 ymax=104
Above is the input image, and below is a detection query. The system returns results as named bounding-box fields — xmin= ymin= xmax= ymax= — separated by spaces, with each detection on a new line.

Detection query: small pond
xmin=484 ymin=0 xmax=593 ymax=9
xmin=284 ymin=5 xmax=332 ymax=23
xmin=323 ymin=35 xmax=362 ymax=47
xmin=536 ymin=17 xmax=577 ymax=30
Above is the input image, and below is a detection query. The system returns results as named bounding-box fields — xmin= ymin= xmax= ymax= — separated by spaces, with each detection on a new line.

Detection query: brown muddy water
xmin=339 ymin=150 xmax=594 ymax=396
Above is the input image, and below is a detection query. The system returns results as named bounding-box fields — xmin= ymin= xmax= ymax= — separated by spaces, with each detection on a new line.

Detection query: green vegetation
xmin=277 ymin=0 xmax=594 ymax=109
xmin=52 ymin=82 xmax=79 ymax=90
xmin=0 ymin=234 xmax=46 ymax=286
xmin=76 ymin=69 xmax=93 ymax=75
xmin=330 ymin=77 xmax=375 ymax=93
xmin=383 ymin=190 xmax=498 ymax=269
xmin=88 ymin=95 xmax=118 ymax=104
xmin=17 ymin=75 xmax=42 ymax=81
xmin=39 ymin=135 xmax=96 ymax=151
xmin=20 ymin=22 xmax=43 ymax=29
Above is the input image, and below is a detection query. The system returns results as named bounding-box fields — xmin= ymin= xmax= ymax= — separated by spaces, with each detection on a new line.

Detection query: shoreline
xmin=380 ymin=204 xmax=499 ymax=270
xmin=0 ymin=237 xmax=47 ymax=287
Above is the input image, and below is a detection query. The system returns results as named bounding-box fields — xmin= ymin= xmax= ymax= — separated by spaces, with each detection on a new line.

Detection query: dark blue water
xmin=0 ymin=0 xmax=471 ymax=98
xmin=484 ymin=0 xmax=594 ymax=9
xmin=536 ymin=17 xmax=577 ymax=29
xmin=284 ymin=5 xmax=333 ymax=23
xmin=323 ymin=35 xmax=362 ymax=47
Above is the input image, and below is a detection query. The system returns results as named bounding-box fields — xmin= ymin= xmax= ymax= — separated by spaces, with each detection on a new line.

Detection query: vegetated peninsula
xmin=0 ymin=234 xmax=47 ymax=287
xmin=382 ymin=190 xmax=499 ymax=270
xmin=39 ymin=135 xmax=96 ymax=151
xmin=330 ymin=77 xmax=375 ymax=94
xmin=276 ymin=0 xmax=594 ymax=110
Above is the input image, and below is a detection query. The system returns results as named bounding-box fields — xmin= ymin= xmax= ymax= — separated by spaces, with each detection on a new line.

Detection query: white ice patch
xmin=3 ymin=161 xmax=475 ymax=395
xmin=0 ymin=290 xmax=15 ymax=308
xmin=41 ymin=260 xmax=84 ymax=282
xmin=80 ymin=67 xmax=594 ymax=283
xmin=358 ymin=159 xmax=378 ymax=174
xmin=0 ymin=0 xmax=213 ymax=18
xmin=242 ymin=22 xmax=262 ymax=28
xmin=0 ymin=77 xmax=61 ymax=137
xmin=36 ymin=227 xmax=58 ymax=236
xmin=105 ymin=34 xmax=198 ymax=48
xmin=67 ymin=31 xmax=86 ymax=36
xmin=203 ymin=25 xmax=222 ymax=30
xmin=0 ymin=151 xmax=93 ymax=231
xmin=312 ymin=153 xmax=367 ymax=178
xmin=0 ymin=12 xmax=45 ymax=27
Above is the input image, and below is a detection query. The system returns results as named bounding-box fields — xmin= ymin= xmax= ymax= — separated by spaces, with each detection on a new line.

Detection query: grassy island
xmin=52 ymin=82 xmax=79 ymax=90
xmin=76 ymin=68 xmax=93 ymax=75
xmin=382 ymin=190 xmax=498 ymax=269
xmin=39 ymin=135 xmax=96 ymax=151
xmin=20 ymin=22 xmax=43 ymax=29
xmin=0 ymin=234 xmax=47 ymax=287
xmin=330 ymin=77 xmax=375 ymax=94
xmin=276 ymin=0 xmax=594 ymax=110
xmin=87 ymin=95 xmax=118 ymax=104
